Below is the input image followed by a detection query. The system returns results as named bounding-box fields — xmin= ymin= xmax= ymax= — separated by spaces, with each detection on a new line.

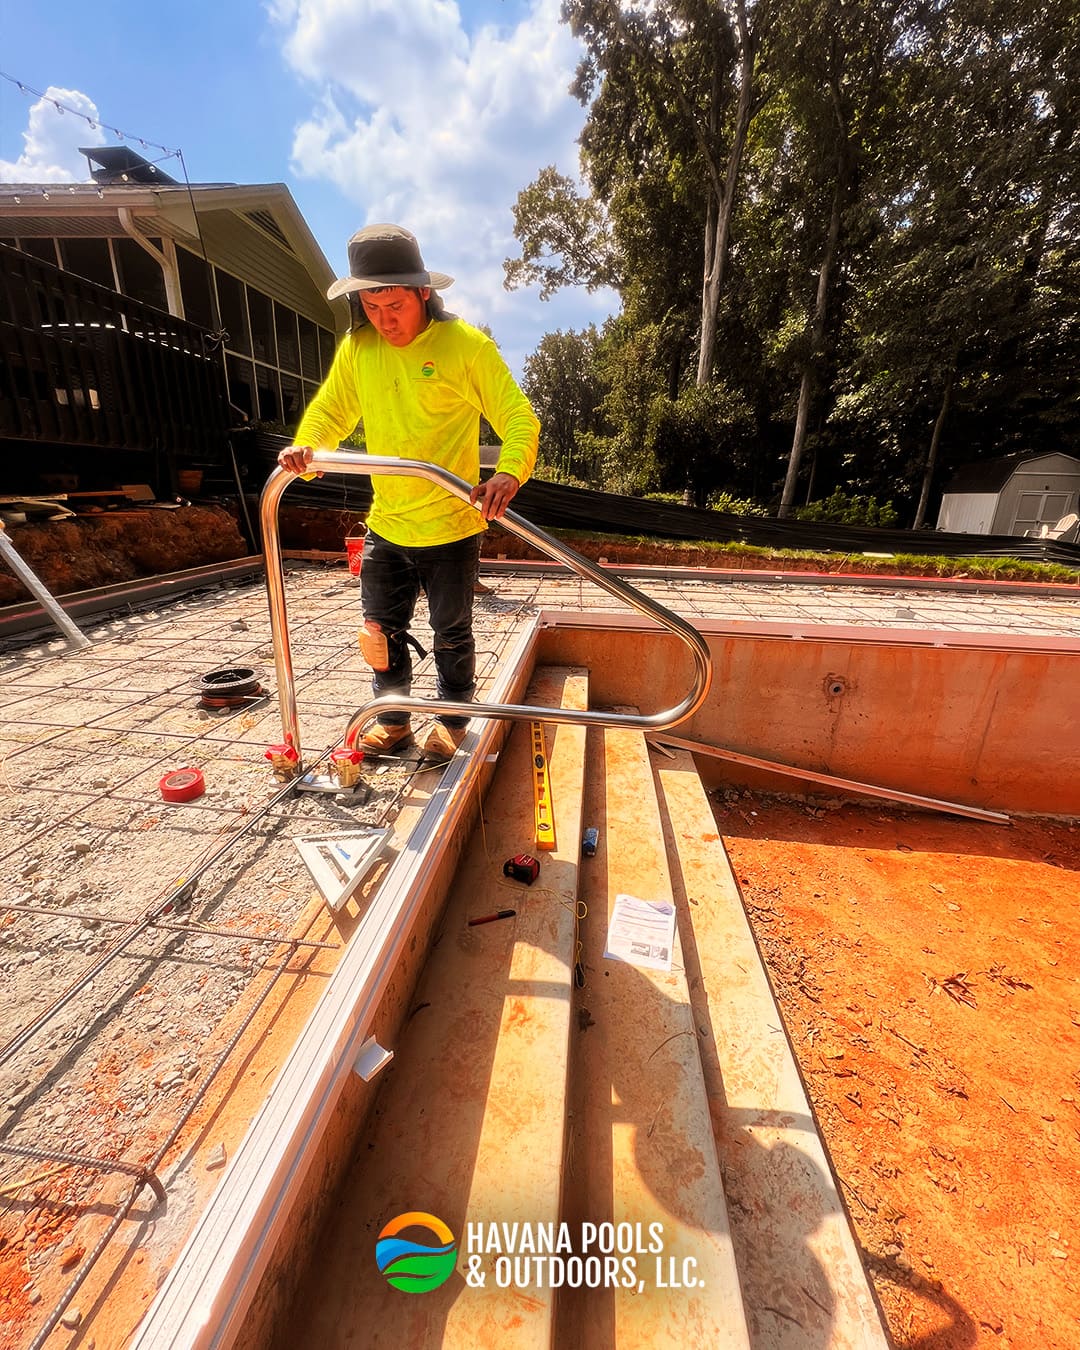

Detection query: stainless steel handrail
xmin=261 ymin=453 xmax=713 ymax=767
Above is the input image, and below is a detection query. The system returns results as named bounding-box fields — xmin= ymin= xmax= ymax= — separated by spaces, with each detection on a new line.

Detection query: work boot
xmin=419 ymin=721 xmax=468 ymax=762
xmin=360 ymin=721 xmax=413 ymax=754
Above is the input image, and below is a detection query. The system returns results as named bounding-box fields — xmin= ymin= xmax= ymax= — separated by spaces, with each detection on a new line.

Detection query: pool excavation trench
xmin=130 ymin=594 xmax=1080 ymax=1349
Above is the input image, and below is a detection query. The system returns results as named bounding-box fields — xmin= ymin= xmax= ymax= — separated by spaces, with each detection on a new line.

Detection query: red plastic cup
xmin=345 ymin=536 xmax=365 ymax=576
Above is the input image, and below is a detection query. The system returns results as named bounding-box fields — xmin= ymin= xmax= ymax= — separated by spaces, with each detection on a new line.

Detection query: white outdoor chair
xmin=1044 ymin=511 xmax=1079 ymax=541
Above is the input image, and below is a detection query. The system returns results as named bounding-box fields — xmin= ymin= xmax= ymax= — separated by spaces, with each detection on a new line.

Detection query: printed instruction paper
xmin=603 ymin=893 xmax=676 ymax=973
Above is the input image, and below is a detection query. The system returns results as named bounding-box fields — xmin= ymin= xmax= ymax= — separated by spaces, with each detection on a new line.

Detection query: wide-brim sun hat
xmin=327 ymin=223 xmax=454 ymax=301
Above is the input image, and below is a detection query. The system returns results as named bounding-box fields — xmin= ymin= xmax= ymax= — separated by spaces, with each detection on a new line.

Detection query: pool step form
xmin=555 ymin=723 xmax=750 ymax=1350
xmin=650 ymin=747 xmax=891 ymax=1349
xmin=278 ymin=666 xmax=588 ymax=1350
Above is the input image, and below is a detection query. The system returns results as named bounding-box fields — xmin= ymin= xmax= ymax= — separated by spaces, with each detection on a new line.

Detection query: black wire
xmin=176 ymin=147 xmax=228 ymax=348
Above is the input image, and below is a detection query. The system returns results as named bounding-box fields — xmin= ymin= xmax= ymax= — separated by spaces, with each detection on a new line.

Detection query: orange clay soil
xmin=712 ymin=794 xmax=1080 ymax=1350
xmin=0 ymin=506 xmax=247 ymax=605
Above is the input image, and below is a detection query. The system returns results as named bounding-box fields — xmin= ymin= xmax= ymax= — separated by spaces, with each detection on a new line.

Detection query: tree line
xmin=504 ymin=0 xmax=1079 ymax=523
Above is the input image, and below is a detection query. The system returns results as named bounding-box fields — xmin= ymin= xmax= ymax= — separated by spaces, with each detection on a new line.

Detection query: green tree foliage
xmin=503 ymin=167 xmax=622 ymax=299
xmin=580 ymin=317 xmax=675 ymax=495
xmin=793 ymin=490 xmax=899 ymax=527
xmin=557 ymin=0 xmax=776 ymax=383
xmin=835 ymin=0 xmax=1080 ymax=523
xmin=505 ymin=0 xmax=1080 ymax=522
xmin=521 ymin=327 xmax=605 ymax=480
xmin=646 ymin=382 xmax=755 ymax=506
xmin=762 ymin=0 xmax=911 ymax=516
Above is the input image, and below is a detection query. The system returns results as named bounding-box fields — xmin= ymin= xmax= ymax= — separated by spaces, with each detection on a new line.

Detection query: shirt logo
xmin=421 ymin=361 xmax=436 ymax=378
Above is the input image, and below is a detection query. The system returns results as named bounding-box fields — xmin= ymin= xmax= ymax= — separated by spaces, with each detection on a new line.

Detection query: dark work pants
xmin=360 ymin=529 xmax=480 ymax=728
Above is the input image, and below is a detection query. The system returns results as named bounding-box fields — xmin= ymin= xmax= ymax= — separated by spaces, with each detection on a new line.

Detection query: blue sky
xmin=0 ymin=0 xmax=617 ymax=374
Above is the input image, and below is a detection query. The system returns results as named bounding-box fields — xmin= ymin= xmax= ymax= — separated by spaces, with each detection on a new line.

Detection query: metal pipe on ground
xmin=648 ymin=733 xmax=1011 ymax=824
xmin=0 ymin=523 xmax=91 ymax=651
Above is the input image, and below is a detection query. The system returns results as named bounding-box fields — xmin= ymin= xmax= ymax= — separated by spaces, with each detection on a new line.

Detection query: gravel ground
xmin=0 ymin=564 xmax=533 ymax=1346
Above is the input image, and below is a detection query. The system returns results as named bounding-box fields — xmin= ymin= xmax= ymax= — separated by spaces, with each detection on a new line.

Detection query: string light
xmin=0 ymin=66 xmax=221 ymax=339
xmin=0 ymin=69 xmax=180 ymax=157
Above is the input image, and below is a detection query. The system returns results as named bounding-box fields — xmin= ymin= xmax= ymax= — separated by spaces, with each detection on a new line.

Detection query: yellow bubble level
xmin=531 ymin=721 xmax=556 ymax=852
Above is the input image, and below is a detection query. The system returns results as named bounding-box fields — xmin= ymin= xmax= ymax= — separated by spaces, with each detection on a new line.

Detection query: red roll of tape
xmin=159 ymin=767 xmax=206 ymax=803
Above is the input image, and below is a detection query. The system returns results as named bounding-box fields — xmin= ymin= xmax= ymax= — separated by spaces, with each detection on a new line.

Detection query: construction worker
xmin=277 ymin=224 xmax=539 ymax=761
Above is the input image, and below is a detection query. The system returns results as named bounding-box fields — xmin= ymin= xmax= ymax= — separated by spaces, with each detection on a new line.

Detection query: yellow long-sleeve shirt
xmin=293 ymin=316 xmax=539 ymax=547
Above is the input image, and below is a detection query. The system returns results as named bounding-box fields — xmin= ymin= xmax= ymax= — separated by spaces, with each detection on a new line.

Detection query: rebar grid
xmin=26 ymin=932 xmax=303 ymax=1350
xmin=0 ymin=564 xmax=507 ymax=1346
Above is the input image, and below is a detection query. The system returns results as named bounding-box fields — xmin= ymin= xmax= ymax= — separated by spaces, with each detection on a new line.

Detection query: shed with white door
xmin=936 ymin=452 xmax=1080 ymax=536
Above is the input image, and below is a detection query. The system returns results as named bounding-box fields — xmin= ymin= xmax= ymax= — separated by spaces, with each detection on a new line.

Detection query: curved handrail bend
xmin=260 ymin=453 xmax=712 ymax=769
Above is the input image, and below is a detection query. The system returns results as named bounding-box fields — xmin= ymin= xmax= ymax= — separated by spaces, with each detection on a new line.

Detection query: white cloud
xmin=0 ymin=87 xmax=105 ymax=183
xmin=264 ymin=0 xmax=300 ymax=22
xmin=272 ymin=0 xmax=616 ymax=370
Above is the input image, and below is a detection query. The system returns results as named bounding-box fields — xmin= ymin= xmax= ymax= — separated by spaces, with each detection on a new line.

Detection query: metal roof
xmin=944 ymin=452 xmax=1080 ymax=494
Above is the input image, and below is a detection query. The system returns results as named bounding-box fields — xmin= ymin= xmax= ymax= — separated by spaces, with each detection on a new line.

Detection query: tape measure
xmin=159 ymin=767 xmax=206 ymax=803
xmin=530 ymin=721 xmax=556 ymax=852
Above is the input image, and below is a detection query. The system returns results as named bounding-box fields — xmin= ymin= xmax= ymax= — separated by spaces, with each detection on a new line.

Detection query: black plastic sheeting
xmin=241 ymin=431 xmax=1080 ymax=567
xmin=512 ymin=479 xmax=1080 ymax=565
